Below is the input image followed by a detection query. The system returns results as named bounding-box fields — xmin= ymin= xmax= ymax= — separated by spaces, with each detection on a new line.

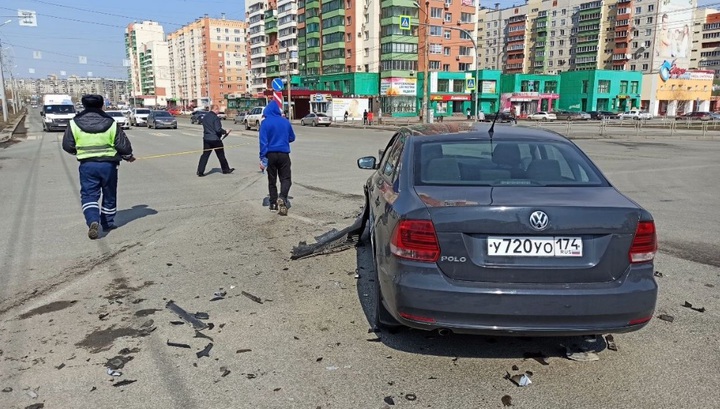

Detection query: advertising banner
xmin=654 ymin=0 xmax=694 ymax=71
xmin=481 ymin=80 xmax=497 ymax=94
xmin=381 ymin=77 xmax=417 ymax=96
xmin=331 ymin=98 xmax=369 ymax=121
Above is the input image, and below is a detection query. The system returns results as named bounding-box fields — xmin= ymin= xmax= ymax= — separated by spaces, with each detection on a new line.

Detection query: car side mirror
xmin=40 ymin=111 xmax=45 ymax=117
xmin=357 ymin=156 xmax=377 ymax=170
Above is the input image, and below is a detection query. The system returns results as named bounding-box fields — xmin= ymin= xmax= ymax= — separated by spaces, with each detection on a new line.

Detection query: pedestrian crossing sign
xmin=399 ymin=15 xmax=411 ymax=31
xmin=466 ymin=78 xmax=476 ymax=91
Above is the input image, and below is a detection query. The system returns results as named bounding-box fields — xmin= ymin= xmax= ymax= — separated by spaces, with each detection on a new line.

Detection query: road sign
xmin=466 ymin=78 xmax=476 ymax=91
xmin=399 ymin=15 xmax=411 ymax=31
xmin=272 ymin=78 xmax=284 ymax=92
xmin=18 ymin=10 xmax=37 ymax=27
xmin=273 ymin=91 xmax=283 ymax=108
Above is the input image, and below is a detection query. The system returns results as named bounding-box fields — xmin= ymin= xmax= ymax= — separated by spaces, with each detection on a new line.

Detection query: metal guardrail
xmin=523 ymin=117 xmax=718 ymax=140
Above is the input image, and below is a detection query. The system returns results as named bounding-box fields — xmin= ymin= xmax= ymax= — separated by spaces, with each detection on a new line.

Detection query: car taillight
xmin=629 ymin=221 xmax=657 ymax=263
xmin=390 ymin=220 xmax=440 ymax=262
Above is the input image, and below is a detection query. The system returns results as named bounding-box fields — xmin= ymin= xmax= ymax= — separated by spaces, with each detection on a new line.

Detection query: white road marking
xmin=150 ymin=132 xmax=169 ymax=137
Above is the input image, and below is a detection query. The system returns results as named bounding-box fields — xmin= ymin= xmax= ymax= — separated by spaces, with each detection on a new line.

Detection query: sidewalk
xmin=290 ymin=115 xmax=476 ymax=132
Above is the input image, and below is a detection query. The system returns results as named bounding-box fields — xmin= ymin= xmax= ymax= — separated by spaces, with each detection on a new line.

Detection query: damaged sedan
xmin=356 ymin=123 xmax=658 ymax=336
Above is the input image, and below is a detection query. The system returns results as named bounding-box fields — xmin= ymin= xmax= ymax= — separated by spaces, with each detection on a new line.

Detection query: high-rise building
xmin=17 ymin=75 xmax=127 ymax=105
xmin=246 ymin=0 xmax=269 ymax=96
xmin=168 ymin=15 xmax=248 ymax=109
xmin=125 ymin=21 xmax=171 ymax=106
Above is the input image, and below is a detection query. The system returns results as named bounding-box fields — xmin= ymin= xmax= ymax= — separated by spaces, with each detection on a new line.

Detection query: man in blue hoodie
xmin=259 ymin=103 xmax=296 ymax=216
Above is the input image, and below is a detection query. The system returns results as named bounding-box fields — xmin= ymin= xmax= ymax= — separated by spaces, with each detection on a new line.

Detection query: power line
xmin=0 ymin=6 xmax=125 ymax=28
xmin=26 ymin=0 xmax=185 ymax=27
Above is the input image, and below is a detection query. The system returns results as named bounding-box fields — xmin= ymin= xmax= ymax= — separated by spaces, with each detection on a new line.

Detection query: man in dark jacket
xmin=196 ymin=104 xmax=234 ymax=176
xmin=62 ymin=94 xmax=135 ymax=239
xmin=259 ymin=102 xmax=295 ymax=216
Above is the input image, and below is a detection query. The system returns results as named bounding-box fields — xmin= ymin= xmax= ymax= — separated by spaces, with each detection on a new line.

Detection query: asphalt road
xmin=0 ymin=112 xmax=718 ymax=408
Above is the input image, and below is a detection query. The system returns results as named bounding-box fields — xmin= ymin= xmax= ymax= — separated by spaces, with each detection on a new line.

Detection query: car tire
xmin=312 ymin=120 xmax=317 ymax=127
xmin=325 ymin=124 xmax=330 ymax=127
xmin=255 ymin=120 xmax=260 ymax=130
xmin=245 ymin=120 xmax=250 ymax=130
xmin=301 ymin=120 xmax=304 ymax=126
xmin=542 ymin=117 xmax=548 ymax=122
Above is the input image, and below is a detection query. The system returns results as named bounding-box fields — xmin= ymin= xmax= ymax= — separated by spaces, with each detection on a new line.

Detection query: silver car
xmin=300 ymin=113 xmax=331 ymax=127
xmin=356 ymin=124 xmax=658 ymax=336
xmin=147 ymin=110 xmax=178 ymax=129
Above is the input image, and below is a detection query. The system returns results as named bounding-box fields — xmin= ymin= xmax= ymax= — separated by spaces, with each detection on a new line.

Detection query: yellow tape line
xmin=135 ymin=143 xmax=250 ymax=161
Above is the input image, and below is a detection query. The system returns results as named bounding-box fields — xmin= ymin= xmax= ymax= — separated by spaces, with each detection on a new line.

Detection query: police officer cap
xmin=81 ymin=94 xmax=104 ymax=108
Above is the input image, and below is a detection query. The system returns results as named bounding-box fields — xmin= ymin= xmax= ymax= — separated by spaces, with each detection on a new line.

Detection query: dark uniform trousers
xmin=79 ymin=161 xmax=118 ymax=228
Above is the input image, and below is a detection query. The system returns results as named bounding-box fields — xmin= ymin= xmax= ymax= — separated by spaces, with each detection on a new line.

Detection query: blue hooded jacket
xmin=259 ymin=103 xmax=295 ymax=160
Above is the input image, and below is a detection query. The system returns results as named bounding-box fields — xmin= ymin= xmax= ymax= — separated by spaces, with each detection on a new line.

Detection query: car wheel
xmin=325 ymin=124 xmax=330 ymax=127
xmin=542 ymin=117 xmax=548 ymax=122
xmin=313 ymin=120 xmax=317 ymax=127
xmin=255 ymin=121 xmax=260 ymax=130
xmin=301 ymin=120 xmax=304 ymax=126
xmin=245 ymin=120 xmax=250 ymax=130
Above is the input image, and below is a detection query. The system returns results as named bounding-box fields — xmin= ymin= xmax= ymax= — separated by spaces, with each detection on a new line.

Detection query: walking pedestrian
xmin=196 ymin=104 xmax=234 ymax=177
xmin=477 ymin=109 xmax=485 ymax=122
xmin=466 ymin=108 xmax=471 ymax=120
xmin=62 ymin=94 xmax=135 ymax=240
xmin=259 ymin=103 xmax=296 ymax=216
xmin=344 ymin=110 xmax=349 ymax=122
xmin=363 ymin=109 xmax=368 ymax=125
xmin=367 ymin=111 xmax=374 ymax=126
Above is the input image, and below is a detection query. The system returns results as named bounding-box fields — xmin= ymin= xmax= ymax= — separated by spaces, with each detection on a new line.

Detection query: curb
xmin=0 ymin=113 xmax=27 ymax=143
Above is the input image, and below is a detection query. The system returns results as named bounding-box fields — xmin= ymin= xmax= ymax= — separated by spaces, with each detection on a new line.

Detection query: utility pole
xmin=285 ymin=42 xmax=293 ymax=120
xmin=422 ymin=0 xmax=430 ymax=123
xmin=0 ymin=39 xmax=8 ymax=122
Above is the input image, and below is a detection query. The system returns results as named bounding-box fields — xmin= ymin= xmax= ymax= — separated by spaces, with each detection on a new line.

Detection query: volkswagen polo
xmin=357 ymin=123 xmax=658 ymax=336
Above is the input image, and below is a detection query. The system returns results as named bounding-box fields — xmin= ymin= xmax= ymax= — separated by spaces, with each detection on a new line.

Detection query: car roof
xmin=399 ymin=123 xmax=572 ymax=144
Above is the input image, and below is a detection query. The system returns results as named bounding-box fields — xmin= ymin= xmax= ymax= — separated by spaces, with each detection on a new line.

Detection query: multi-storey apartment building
xmin=125 ymin=21 xmax=171 ymax=105
xmin=692 ymin=8 xmax=720 ymax=76
xmin=17 ymin=75 xmax=127 ymax=104
xmin=168 ymin=15 xmax=247 ymax=109
xmin=246 ymin=0 xmax=268 ymax=97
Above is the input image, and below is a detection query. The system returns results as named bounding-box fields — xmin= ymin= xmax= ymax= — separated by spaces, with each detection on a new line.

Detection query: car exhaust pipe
xmin=437 ymin=328 xmax=452 ymax=336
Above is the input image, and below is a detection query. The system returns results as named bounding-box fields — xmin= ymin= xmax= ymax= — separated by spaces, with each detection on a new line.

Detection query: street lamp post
xmin=0 ymin=19 xmax=12 ymax=123
xmin=413 ymin=3 xmax=480 ymax=124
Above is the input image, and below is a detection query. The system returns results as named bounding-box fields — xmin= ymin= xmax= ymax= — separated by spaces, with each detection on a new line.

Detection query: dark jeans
xmin=197 ymin=139 xmax=230 ymax=174
xmin=79 ymin=161 xmax=118 ymax=227
xmin=266 ymin=152 xmax=292 ymax=204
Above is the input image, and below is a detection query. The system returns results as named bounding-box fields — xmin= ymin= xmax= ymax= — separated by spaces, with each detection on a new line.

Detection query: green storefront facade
xmin=299 ymin=73 xmax=379 ymax=96
xmin=500 ymin=74 xmax=561 ymax=116
xmin=558 ymin=70 xmax=642 ymax=112
xmin=416 ymin=70 xmax=502 ymax=117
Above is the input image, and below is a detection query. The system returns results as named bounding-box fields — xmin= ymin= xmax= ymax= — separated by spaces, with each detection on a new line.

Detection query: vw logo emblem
xmin=529 ymin=211 xmax=549 ymax=231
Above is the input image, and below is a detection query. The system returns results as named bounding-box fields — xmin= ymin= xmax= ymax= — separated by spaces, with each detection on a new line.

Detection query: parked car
xmin=675 ymin=111 xmax=712 ymax=121
xmin=167 ymin=108 xmax=182 ymax=116
xmin=618 ymin=109 xmax=653 ymax=120
xmin=217 ymin=111 xmax=227 ymax=120
xmin=710 ymin=112 xmax=720 ymax=121
xmin=190 ymin=111 xmax=207 ymax=125
xmin=588 ymin=111 xmax=619 ymax=120
xmin=147 ymin=110 xmax=178 ymax=129
xmin=483 ymin=112 xmax=514 ymax=123
xmin=300 ymin=113 xmax=332 ymax=127
xmin=128 ymin=108 xmax=152 ymax=126
xmin=233 ymin=111 xmax=248 ymax=125
xmin=527 ymin=111 xmax=557 ymax=121
xmin=555 ymin=110 xmax=590 ymax=121
xmin=355 ymin=123 xmax=658 ymax=336
xmin=105 ymin=110 xmax=130 ymax=129
xmin=243 ymin=106 xmax=265 ymax=130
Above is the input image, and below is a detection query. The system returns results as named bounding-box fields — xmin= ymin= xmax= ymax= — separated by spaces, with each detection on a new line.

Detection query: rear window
xmin=153 ymin=111 xmax=173 ymax=117
xmin=106 ymin=111 xmax=123 ymax=117
xmin=414 ymin=139 xmax=608 ymax=187
xmin=136 ymin=109 xmax=151 ymax=114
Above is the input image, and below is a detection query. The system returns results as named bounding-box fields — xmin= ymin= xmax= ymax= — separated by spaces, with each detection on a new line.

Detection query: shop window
xmin=437 ymin=79 xmax=450 ymax=92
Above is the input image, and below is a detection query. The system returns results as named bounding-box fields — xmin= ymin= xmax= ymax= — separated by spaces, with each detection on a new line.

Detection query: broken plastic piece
xmin=246 ymin=373 xmax=257 ymax=379
xmin=107 ymin=368 xmax=122 ymax=377
xmin=658 ymin=314 xmax=675 ymax=322
xmin=405 ymin=393 xmax=417 ymax=401
xmin=99 ymin=313 xmax=109 ymax=320
xmin=194 ymin=330 xmax=214 ymax=341
xmin=170 ymin=321 xmax=185 ymax=326
xmin=605 ymin=335 xmax=618 ymax=352
xmin=316 ymin=357 xmax=323 ymax=362
xmin=384 ymin=396 xmax=395 ymax=405
xmin=325 ymin=366 xmax=339 ymax=371
xmin=194 ymin=312 xmax=210 ymax=320
xmin=241 ymin=291 xmax=263 ymax=304
xmin=55 ymin=363 xmax=65 ymax=370
xmin=25 ymin=389 xmax=39 ymax=399
xmin=214 ymin=290 xmax=227 ymax=298
xmin=511 ymin=365 xmax=519 ymax=371
xmin=220 ymin=367 xmax=231 ymax=377
xmin=501 ymin=395 xmax=513 ymax=407
xmin=112 ymin=379 xmax=137 ymax=387
xmin=509 ymin=374 xmax=532 ymax=387
xmin=563 ymin=345 xmax=600 ymax=362
xmin=291 ymin=212 xmax=366 ymax=260
xmin=25 ymin=404 xmax=44 ymax=409
xmin=166 ymin=340 xmax=191 ymax=349
xmin=165 ymin=301 xmax=208 ymax=330
xmin=236 ymin=349 xmax=252 ymax=354
xmin=682 ymin=301 xmax=706 ymax=313
xmin=106 ymin=356 xmax=133 ymax=370
xmin=210 ymin=297 xmax=224 ymax=302
xmin=2 ymin=387 xmax=12 ymax=393
xmin=196 ymin=343 xmax=214 ymax=358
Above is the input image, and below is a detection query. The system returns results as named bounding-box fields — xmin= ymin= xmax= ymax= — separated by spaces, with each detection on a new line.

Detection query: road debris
xmin=195 ymin=312 xmax=210 ymax=320
xmin=170 ymin=321 xmax=184 ymax=326
xmin=511 ymin=365 xmax=519 ymax=371
xmin=605 ymin=335 xmax=618 ymax=351
xmin=119 ymin=347 xmax=140 ymax=355
xmin=246 ymin=373 xmax=257 ymax=379
xmin=25 ymin=388 xmax=39 ymax=399
xmin=383 ymin=396 xmax=396 ymax=405
xmin=2 ymin=387 xmax=12 ymax=392
xmin=165 ymin=301 xmax=208 ymax=330
xmin=194 ymin=330 xmax=214 ymax=341
xmin=682 ymin=301 xmax=706 ymax=313
xmin=563 ymin=345 xmax=600 ymax=362
xmin=55 ymin=363 xmax=65 ymax=370
xmin=166 ymin=340 xmax=191 ymax=349
xmin=241 ymin=291 xmax=263 ymax=304
xmin=658 ymin=314 xmax=675 ymax=322
xmin=90 ymin=387 xmax=97 ymax=392
xmin=196 ymin=343 xmax=214 ymax=358
xmin=316 ymin=357 xmax=323 ymax=362
xmin=501 ymin=395 xmax=513 ymax=406
xmin=106 ymin=356 xmax=133 ymax=370
xmin=99 ymin=313 xmax=109 ymax=321
xmin=405 ymin=393 xmax=417 ymax=401
xmin=654 ymin=271 xmax=663 ymax=277
xmin=290 ymin=213 xmax=365 ymax=260
xmin=507 ymin=373 xmax=532 ymax=387
xmin=112 ymin=379 xmax=137 ymax=387
xmin=210 ymin=290 xmax=226 ymax=302
xmin=25 ymin=404 xmax=44 ymax=409
xmin=326 ymin=366 xmax=339 ymax=371
xmin=236 ymin=349 xmax=252 ymax=354
xmin=220 ymin=367 xmax=231 ymax=377
xmin=107 ymin=368 xmax=122 ymax=377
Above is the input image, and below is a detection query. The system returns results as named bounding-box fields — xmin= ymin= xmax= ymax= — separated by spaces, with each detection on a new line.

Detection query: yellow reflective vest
xmin=70 ymin=120 xmax=117 ymax=160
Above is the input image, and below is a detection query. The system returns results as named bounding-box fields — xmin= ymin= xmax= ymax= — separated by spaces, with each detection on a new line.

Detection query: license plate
xmin=487 ymin=237 xmax=583 ymax=257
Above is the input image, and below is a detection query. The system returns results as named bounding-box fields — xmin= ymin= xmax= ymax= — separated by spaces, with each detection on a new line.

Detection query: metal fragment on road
xmin=112 ymin=379 xmax=137 ymax=387
xmin=241 ymin=291 xmax=263 ymax=304
xmin=605 ymin=335 xmax=618 ymax=351
xmin=165 ymin=301 xmax=208 ymax=330
xmin=658 ymin=314 xmax=675 ymax=322
xmin=196 ymin=343 xmax=214 ymax=358
xmin=682 ymin=301 xmax=706 ymax=313
xmin=166 ymin=340 xmax=191 ymax=349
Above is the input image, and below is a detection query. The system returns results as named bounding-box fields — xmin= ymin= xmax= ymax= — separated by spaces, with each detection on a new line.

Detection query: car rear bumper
xmin=155 ymin=122 xmax=177 ymax=128
xmin=379 ymin=260 xmax=658 ymax=336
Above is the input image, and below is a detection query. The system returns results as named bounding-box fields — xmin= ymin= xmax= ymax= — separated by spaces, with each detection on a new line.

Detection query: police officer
xmin=63 ymin=94 xmax=135 ymax=239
